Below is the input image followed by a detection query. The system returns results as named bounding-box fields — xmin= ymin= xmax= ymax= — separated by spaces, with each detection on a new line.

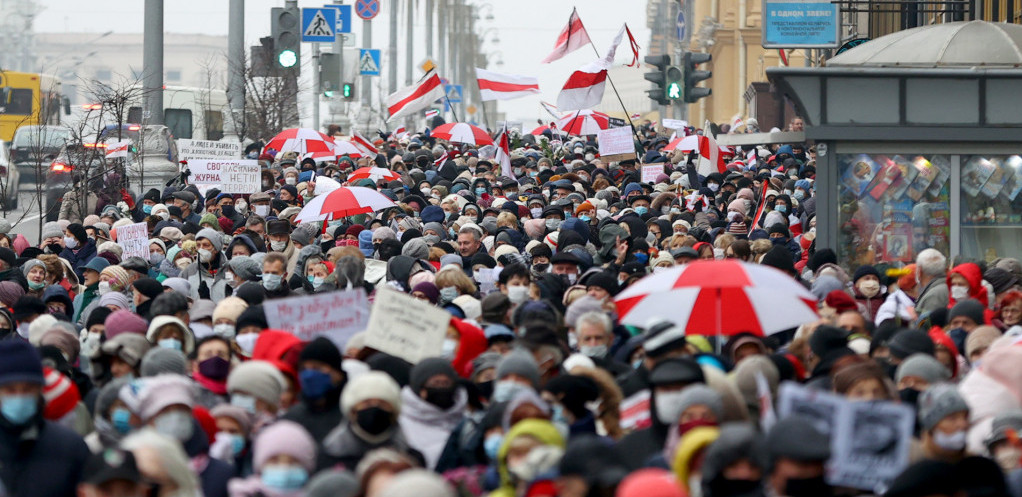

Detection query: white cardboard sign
xmin=116 ymin=222 xmax=150 ymax=260
xmin=363 ymin=287 xmax=450 ymax=364
xmin=263 ymin=289 xmax=370 ymax=349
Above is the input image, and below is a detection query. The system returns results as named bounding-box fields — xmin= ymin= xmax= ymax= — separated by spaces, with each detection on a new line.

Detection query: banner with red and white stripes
xmin=556 ymin=63 xmax=608 ymax=111
xmin=387 ymin=69 xmax=445 ymax=122
xmin=350 ymin=130 xmax=378 ymax=157
xmin=475 ymin=68 xmax=540 ymax=102
xmin=542 ymin=7 xmax=591 ymax=64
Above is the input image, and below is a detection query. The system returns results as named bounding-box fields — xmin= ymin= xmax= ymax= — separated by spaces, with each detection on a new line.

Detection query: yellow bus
xmin=0 ymin=71 xmax=63 ymax=142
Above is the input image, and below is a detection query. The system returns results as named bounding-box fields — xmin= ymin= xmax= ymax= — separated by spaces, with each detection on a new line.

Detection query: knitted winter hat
xmin=42 ymin=367 xmax=79 ymax=420
xmin=227 ymin=360 xmax=288 ymax=408
xmin=213 ymin=297 xmax=249 ymax=324
xmin=140 ymin=347 xmax=189 ymax=377
xmin=138 ymin=374 xmax=195 ymax=422
xmin=340 ymin=371 xmax=401 ymax=415
xmin=495 ymin=349 xmax=540 ymax=388
xmin=253 ymin=420 xmax=317 ymax=472
xmin=918 ymin=383 xmax=969 ymax=431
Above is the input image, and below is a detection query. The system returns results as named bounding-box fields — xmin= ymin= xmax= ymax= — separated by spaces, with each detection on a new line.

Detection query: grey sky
xmin=34 ymin=0 xmax=651 ymax=123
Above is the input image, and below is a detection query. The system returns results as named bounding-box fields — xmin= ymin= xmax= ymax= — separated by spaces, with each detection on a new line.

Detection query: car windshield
xmin=13 ymin=126 xmax=71 ymax=148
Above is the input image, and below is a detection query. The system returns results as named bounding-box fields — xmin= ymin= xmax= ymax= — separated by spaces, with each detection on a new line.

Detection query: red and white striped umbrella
xmin=530 ymin=124 xmax=567 ymax=136
xmin=557 ymin=110 xmax=610 ymax=136
xmin=346 ymin=167 xmax=401 ymax=183
xmin=431 ymin=123 xmax=494 ymax=146
xmin=664 ymin=135 xmax=731 ymax=154
xmin=264 ymin=128 xmax=336 ymax=156
xmin=294 ymin=186 xmax=396 ymax=223
xmin=302 ymin=150 xmax=339 ymax=163
xmin=332 ymin=140 xmax=367 ymax=158
xmin=614 ymin=260 xmax=818 ymax=336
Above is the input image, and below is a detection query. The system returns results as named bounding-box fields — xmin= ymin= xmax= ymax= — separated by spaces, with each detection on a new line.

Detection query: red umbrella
xmin=614 ymin=260 xmax=818 ymax=337
xmin=346 ymin=167 xmax=401 ymax=183
xmin=264 ymin=128 xmax=336 ymax=156
xmin=557 ymin=110 xmax=610 ymax=136
xmin=431 ymin=123 xmax=494 ymax=146
xmin=530 ymin=124 xmax=566 ymax=136
xmin=664 ymin=135 xmax=731 ymax=154
xmin=318 ymin=186 xmax=397 ymax=218
xmin=331 ymin=140 xmax=367 ymax=158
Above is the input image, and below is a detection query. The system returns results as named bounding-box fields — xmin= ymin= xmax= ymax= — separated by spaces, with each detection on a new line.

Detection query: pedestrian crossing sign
xmin=359 ymin=49 xmax=381 ymax=76
xmin=302 ymin=8 xmax=337 ymax=43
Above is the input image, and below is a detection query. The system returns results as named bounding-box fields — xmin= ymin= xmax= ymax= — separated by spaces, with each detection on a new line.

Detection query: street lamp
xmin=473 ymin=3 xmax=495 ymax=21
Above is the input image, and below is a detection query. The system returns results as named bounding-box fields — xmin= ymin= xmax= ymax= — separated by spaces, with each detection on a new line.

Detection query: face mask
xmin=261 ymin=465 xmax=309 ymax=491
xmin=254 ymin=204 xmax=270 ymax=217
xmin=995 ymin=446 xmax=1022 ymax=471
xmin=262 ymin=273 xmax=283 ymax=291
xmin=198 ymin=249 xmax=213 ymax=263
xmin=28 ymin=280 xmax=44 ymax=291
xmin=420 ymin=188 xmax=431 ymax=196
xmin=198 ymin=356 xmax=230 ymax=381
xmin=157 ymin=211 xmax=170 ymax=221
xmin=235 ymin=333 xmax=259 ymax=357
xmin=83 ymin=331 xmax=102 ymax=357
xmin=632 ymin=358 xmax=643 ymax=369
xmin=175 ymin=258 xmax=192 ymax=270
xmin=530 ymin=207 xmax=543 ymax=218
xmin=564 ymin=272 xmax=578 ymax=285
xmin=63 ymin=236 xmax=78 ymax=249
xmin=309 ymin=276 xmax=325 ymax=288
xmin=285 ymin=177 xmax=297 ymax=186
xmin=544 ymin=219 xmax=562 ymax=232
xmin=858 ymin=280 xmax=881 ymax=298
xmin=439 ymin=286 xmax=458 ymax=303
xmin=111 ymin=407 xmax=133 ymax=434
xmin=270 ymin=240 xmax=287 ymax=251
xmin=898 ymin=387 xmax=920 ymax=407
xmin=634 ymin=206 xmax=649 ymax=215
xmin=793 ymin=190 xmax=805 ymax=201
xmin=784 ymin=476 xmax=832 ymax=497
xmin=150 ymin=252 xmax=165 ymax=266
xmin=727 ymin=211 xmax=740 ymax=222
xmin=231 ymin=393 xmax=257 ymax=414
xmin=484 ymin=434 xmax=503 ymax=461
xmin=951 ymin=285 xmax=969 ymax=301
xmin=142 ymin=204 xmax=153 ymax=214
xmin=153 ymin=410 xmax=194 ymax=442
xmin=580 ymin=344 xmax=608 ymax=359
xmin=425 ymin=386 xmax=458 ymax=409
xmin=633 ymin=253 xmax=649 ymax=264
xmin=213 ymin=323 xmax=236 ymax=339
xmin=708 ymin=478 xmax=762 ymax=497
xmin=228 ymin=433 xmax=246 ymax=456
xmin=655 ymin=389 xmax=686 ymax=425
xmin=423 ymin=234 xmax=440 ymax=245
xmin=579 ymin=215 xmax=591 ymax=222
xmin=441 ymin=338 xmax=458 ymax=360
xmin=492 ymin=380 xmax=530 ymax=403
xmin=158 ymin=338 xmax=182 ymax=351
xmin=707 ymin=183 xmax=720 ymax=192
xmin=476 ymin=380 xmax=494 ymax=401
xmin=0 ymin=394 xmax=37 ymax=425
xmin=356 ymin=406 xmax=393 ymax=435
xmin=529 ymin=171 xmax=539 ymax=178
xmin=508 ymin=285 xmax=529 ymax=305
xmin=934 ymin=429 xmax=967 ymax=451
xmin=533 ymin=263 xmax=549 ymax=273
xmin=475 ymin=187 xmax=486 ymax=195
xmin=299 ymin=369 xmax=334 ymax=400
xmin=98 ymin=281 xmax=112 ymax=295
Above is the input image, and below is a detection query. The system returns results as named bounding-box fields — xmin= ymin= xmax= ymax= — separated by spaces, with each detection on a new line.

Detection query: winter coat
xmin=853 ymin=289 xmax=884 ymax=323
xmin=321 ymin=419 xmax=415 ymax=471
xmin=916 ymin=276 xmax=950 ymax=317
xmin=281 ymin=390 xmax=344 ymax=471
xmin=875 ymin=289 xmax=917 ymax=326
xmin=0 ymin=418 xmax=90 ymax=497
xmin=59 ymin=239 xmax=98 ymax=282
xmin=398 ymin=386 xmax=468 ymax=470
xmin=181 ymin=253 xmax=229 ymax=301
xmin=489 ymin=419 xmax=564 ymax=497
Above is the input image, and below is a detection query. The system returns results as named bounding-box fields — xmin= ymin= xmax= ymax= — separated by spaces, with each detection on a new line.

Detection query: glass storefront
xmin=836 ymin=154 xmax=951 ymax=272
xmin=960 ymin=155 xmax=1022 ymax=261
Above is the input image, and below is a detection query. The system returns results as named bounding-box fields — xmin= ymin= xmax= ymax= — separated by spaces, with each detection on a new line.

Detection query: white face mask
xmin=655 ymin=389 xmax=687 ymax=425
xmin=270 ymin=240 xmax=288 ymax=251
xmin=996 ymin=446 xmax=1022 ymax=471
xmin=153 ymin=410 xmax=194 ymax=442
xmin=285 ymin=177 xmax=297 ymax=185
xmin=951 ymin=285 xmax=969 ymax=301
xmin=858 ymin=280 xmax=881 ymax=298
xmin=157 ymin=211 xmax=170 ymax=221
xmin=198 ymin=249 xmax=213 ymax=263
xmin=507 ymin=285 xmax=529 ymax=305
xmin=64 ymin=236 xmax=78 ymax=249
xmin=235 ymin=199 xmax=248 ymax=214
xmin=213 ymin=323 xmax=236 ymax=339
xmin=254 ymin=204 xmax=270 ymax=217
xmin=98 ymin=281 xmax=112 ymax=295
xmin=933 ymin=429 xmax=967 ymax=451
xmin=441 ymin=338 xmax=458 ymax=359
xmin=235 ymin=333 xmax=259 ymax=357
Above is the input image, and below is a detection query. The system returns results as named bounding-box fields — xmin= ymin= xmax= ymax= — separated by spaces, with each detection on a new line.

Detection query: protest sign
xmin=363 ymin=288 xmax=450 ymax=364
xmin=263 ymin=289 xmax=370 ymax=349
xmin=641 ymin=165 xmax=662 ymax=184
xmin=662 ymin=118 xmax=689 ymax=130
xmin=777 ymin=381 xmax=913 ymax=492
xmin=187 ymin=159 xmax=260 ymax=194
xmin=598 ymin=126 xmax=636 ymax=163
xmin=116 ymin=222 xmax=150 ymax=260
xmin=178 ymin=139 xmax=242 ymax=161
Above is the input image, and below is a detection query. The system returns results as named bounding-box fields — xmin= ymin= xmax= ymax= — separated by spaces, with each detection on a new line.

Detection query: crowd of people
xmin=0 ymin=119 xmax=1016 ymax=497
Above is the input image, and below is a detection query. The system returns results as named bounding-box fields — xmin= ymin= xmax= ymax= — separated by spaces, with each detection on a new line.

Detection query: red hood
xmin=451 ymin=318 xmax=488 ymax=378
xmin=253 ymin=329 xmax=304 ymax=380
xmin=928 ymin=327 xmax=959 ymax=377
xmin=948 ymin=263 xmax=988 ymax=308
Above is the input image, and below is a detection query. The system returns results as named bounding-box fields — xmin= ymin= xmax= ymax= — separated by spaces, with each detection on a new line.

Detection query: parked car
xmin=0 ymin=140 xmax=19 ymax=210
xmin=9 ymin=125 xmax=71 ymax=184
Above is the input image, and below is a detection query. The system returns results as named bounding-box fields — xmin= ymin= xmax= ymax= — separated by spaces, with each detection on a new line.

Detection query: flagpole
xmin=444 ymin=92 xmax=461 ymax=123
xmin=586 ymin=42 xmax=638 ymax=135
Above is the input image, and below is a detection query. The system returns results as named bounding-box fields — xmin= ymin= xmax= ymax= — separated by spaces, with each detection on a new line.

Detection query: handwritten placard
xmin=187 ymin=159 xmax=260 ymax=194
xmin=263 ymin=289 xmax=370 ymax=349
xmin=116 ymin=222 xmax=150 ymax=260
xmin=641 ymin=165 xmax=662 ymax=184
xmin=178 ymin=139 xmax=242 ymax=161
xmin=363 ymin=287 xmax=450 ymax=364
xmin=597 ymin=126 xmax=636 ymax=163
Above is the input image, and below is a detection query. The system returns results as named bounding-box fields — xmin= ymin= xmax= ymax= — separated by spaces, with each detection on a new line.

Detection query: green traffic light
xmin=278 ymin=49 xmax=298 ymax=68
xmin=342 ymin=84 xmax=353 ymax=98
xmin=324 ymin=90 xmax=334 ymax=97
xmin=667 ymin=82 xmax=682 ymax=100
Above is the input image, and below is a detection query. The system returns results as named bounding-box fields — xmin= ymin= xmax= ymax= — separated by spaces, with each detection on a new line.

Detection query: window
xmin=166 ymin=70 xmax=182 ymax=82
xmin=204 ymin=110 xmax=224 ymax=140
xmin=164 ymin=108 xmax=192 ymax=139
xmin=2 ymin=88 xmax=33 ymax=115
xmin=836 ymin=153 xmax=951 ymax=273
xmin=960 ymin=155 xmax=1022 ymax=260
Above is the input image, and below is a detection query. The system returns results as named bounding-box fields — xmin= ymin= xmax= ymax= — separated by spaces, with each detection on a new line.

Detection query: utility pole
xmin=388 ymin=0 xmax=398 ymax=95
xmin=425 ymin=0 xmax=433 ymax=58
xmin=227 ymin=0 xmax=245 ymax=140
xmin=438 ymin=0 xmax=447 ymax=78
xmin=361 ymin=18 xmax=372 ymax=108
xmin=405 ymin=0 xmax=414 ymax=85
xmin=313 ymin=43 xmax=321 ymax=131
xmin=143 ymin=0 xmax=164 ymax=125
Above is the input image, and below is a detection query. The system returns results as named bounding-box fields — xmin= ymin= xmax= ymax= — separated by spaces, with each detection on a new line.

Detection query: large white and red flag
xmin=106 ymin=140 xmax=131 ymax=158
xmin=556 ymin=62 xmax=608 ymax=111
xmin=542 ymin=8 xmax=592 ymax=64
xmin=350 ymin=130 xmax=378 ymax=156
xmin=475 ymin=68 xmax=540 ymax=101
xmin=493 ymin=123 xmax=515 ymax=180
xmin=387 ymin=69 xmax=445 ymax=122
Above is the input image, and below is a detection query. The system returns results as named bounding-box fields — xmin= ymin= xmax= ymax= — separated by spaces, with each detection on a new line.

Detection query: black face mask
xmin=708 ymin=477 xmax=764 ymax=497
xmin=784 ymin=476 xmax=831 ymax=497
xmin=356 ymin=406 xmax=392 ymax=436
xmin=46 ymin=243 xmax=63 ymax=254
xmin=424 ymin=386 xmax=457 ymax=410
xmin=899 ymin=387 xmax=921 ymax=407
xmin=533 ymin=263 xmax=549 ymax=273
xmin=221 ymin=204 xmax=236 ymax=218
xmin=476 ymin=380 xmax=494 ymax=401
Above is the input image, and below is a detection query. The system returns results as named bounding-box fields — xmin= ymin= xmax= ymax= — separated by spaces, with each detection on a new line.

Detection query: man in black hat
xmin=0 ymin=247 xmax=27 ymax=290
xmin=77 ymin=448 xmax=146 ymax=497
xmin=551 ymin=252 xmax=583 ymax=286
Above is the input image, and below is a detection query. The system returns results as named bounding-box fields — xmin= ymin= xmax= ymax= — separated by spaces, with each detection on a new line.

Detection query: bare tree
xmin=231 ymin=48 xmax=304 ymax=143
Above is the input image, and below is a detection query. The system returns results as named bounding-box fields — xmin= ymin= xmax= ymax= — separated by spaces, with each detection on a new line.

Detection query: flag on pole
xmin=779 ymin=49 xmax=789 ymax=66
xmin=105 ymin=140 xmax=131 ymax=158
xmin=425 ymin=109 xmax=439 ymax=118
xmin=393 ymin=126 xmax=408 ymax=140
xmin=350 ymin=130 xmax=378 ymax=156
xmin=387 ymin=69 xmax=445 ymax=122
xmin=624 ymin=24 xmax=641 ymax=67
xmin=542 ymin=7 xmax=592 ymax=64
xmin=493 ymin=123 xmax=515 ymax=180
xmin=631 ymin=113 xmax=641 ymax=120
xmin=729 ymin=114 xmax=744 ymax=134
xmin=695 ymin=134 xmax=726 ymax=176
xmin=475 ymin=68 xmax=540 ymax=101
xmin=540 ymin=101 xmax=561 ymax=121
xmin=751 ymin=179 xmax=770 ymax=228
xmin=556 ymin=63 xmax=608 ymax=111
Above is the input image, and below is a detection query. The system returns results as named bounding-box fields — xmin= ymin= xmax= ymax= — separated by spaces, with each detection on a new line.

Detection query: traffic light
xmin=683 ymin=52 xmax=712 ymax=103
xmin=643 ymin=54 xmax=671 ymax=106
xmin=320 ymin=53 xmax=340 ymax=97
xmin=271 ymin=6 xmax=301 ymax=72
xmin=666 ymin=66 xmax=683 ymax=101
xmin=342 ymin=83 xmax=354 ymax=100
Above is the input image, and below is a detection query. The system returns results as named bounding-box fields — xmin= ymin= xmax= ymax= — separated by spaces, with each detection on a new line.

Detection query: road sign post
xmin=302 ymin=8 xmax=338 ymax=43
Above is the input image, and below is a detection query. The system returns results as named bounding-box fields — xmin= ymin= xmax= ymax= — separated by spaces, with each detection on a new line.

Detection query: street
xmin=3 ymin=184 xmax=49 ymax=244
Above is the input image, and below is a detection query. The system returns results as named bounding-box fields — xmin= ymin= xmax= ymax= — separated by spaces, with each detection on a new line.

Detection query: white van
xmin=126 ymin=86 xmax=237 ymax=142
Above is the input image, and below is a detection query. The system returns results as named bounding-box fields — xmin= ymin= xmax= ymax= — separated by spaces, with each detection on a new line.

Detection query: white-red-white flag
xmin=393 ymin=126 xmax=408 ymax=140
xmin=542 ymin=8 xmax=592 ymax=64
xmin=434 ymin=150 xmax=450 ymax=171
xmin=475 ymin=68 xmax=540 ymax=102
xmin=540 ymin=101 xmax=561 ymax=121
xmin=425 ymin=109 xmax=439 ymax=118
xmin=387 ymin=69 xmax=445 ymax=122
xmin=350 ymin=130 xmax=378 ymax=156
xmin=494 ymin=123 xmax=515 ymax=180
xmin=556 ymin=61 xmax=608 ymax=111
xmin=695 ymin=134 xmax=727 ymax=176
xmin=105 ymin=140 xmax=131 ymax=158
xmin=624 ymin=25 xmax=641 ymax=67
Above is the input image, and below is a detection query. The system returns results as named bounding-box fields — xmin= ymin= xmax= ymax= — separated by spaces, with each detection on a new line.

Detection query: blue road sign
xmin=331 ymin=5 xmax=352 ymax=33
xmin=359 ymin=49 xmax=381 ymax=76
xmin=676 ymin=11 xmax=686 ymax=41
xmin=355 ymin=0 xmax=380 ymax=20
xmin=302 ymin=8 xmax=337 ymax=43
xmin=443 ymin=84 xmax=463 ymax=111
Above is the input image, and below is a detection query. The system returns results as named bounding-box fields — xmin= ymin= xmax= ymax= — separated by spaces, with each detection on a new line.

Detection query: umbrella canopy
xmin=299 ymin=186 xmax=396 ymax=222
xmin=557 ymin=110 xmax=610 ymax=136
xmin=332 ymin=140 xmax=367 ymax=158
xmin=264 ymin=128 xmax=336 ymax=156
xmin=664 ymin=135 xmax=731 ymax=154
xmin=302 ymin=150 xmax=338 ymax=163
xmin=614 ymin=260 xmax=818 ymax=336
xmin=346 ymin=167 xmax=401 ymax=183
xmin=431 ymin=123 xmax=494 ymax=146
xmin=530 ymin=124 xmax=567 ymax=136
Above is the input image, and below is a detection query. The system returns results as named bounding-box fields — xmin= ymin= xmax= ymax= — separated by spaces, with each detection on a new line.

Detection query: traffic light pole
xmin=228 ymin=0 xmax=245 ymax=140
xmin=142 ymin=0 xmax=164 ymax=125
xmin=313 ymin=43 xmax=321 ymax=132
xmin=361 ymin=18 xmax=372 ymax=109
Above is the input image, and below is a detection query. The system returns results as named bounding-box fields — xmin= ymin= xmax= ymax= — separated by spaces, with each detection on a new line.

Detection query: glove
xmin=198 ymin=280 xmax=210 ymax=300
xmin=120 ymin=189 xmax=135 ymax=209
xmin=116 ymin=201 xmax=130 ymax=216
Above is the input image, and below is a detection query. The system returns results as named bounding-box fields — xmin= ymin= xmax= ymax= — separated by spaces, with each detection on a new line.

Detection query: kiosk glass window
xmin=836 ymin=154 xmax=951 ymax=273
xmin=960 ymin=155 xmax=1022 ymax=261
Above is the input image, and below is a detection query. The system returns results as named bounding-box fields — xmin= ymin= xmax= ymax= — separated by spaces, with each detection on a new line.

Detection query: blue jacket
xmin=0 ymin=418 xmax=90 ymax=497
xmin=59 ymin=239 xmax=97 ymax=282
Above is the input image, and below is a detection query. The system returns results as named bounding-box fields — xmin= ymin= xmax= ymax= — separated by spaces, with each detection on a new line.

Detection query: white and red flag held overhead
xmin=386 ymin=69 xmax=445 ymax=121
xmin=105 ymin=140 xmax=131 ymax=158
xmin=475 ymin=68 xmax=540 ymax=101
xmin=494 ymin=123 xmax=515 ymax=180
xmin=542 ymin=7 xmax=592 ymax=64
xmin=556 ymin=62 xmax=608 ymax=111
xmin=349 ymin=130 xmax=378 ymax=156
